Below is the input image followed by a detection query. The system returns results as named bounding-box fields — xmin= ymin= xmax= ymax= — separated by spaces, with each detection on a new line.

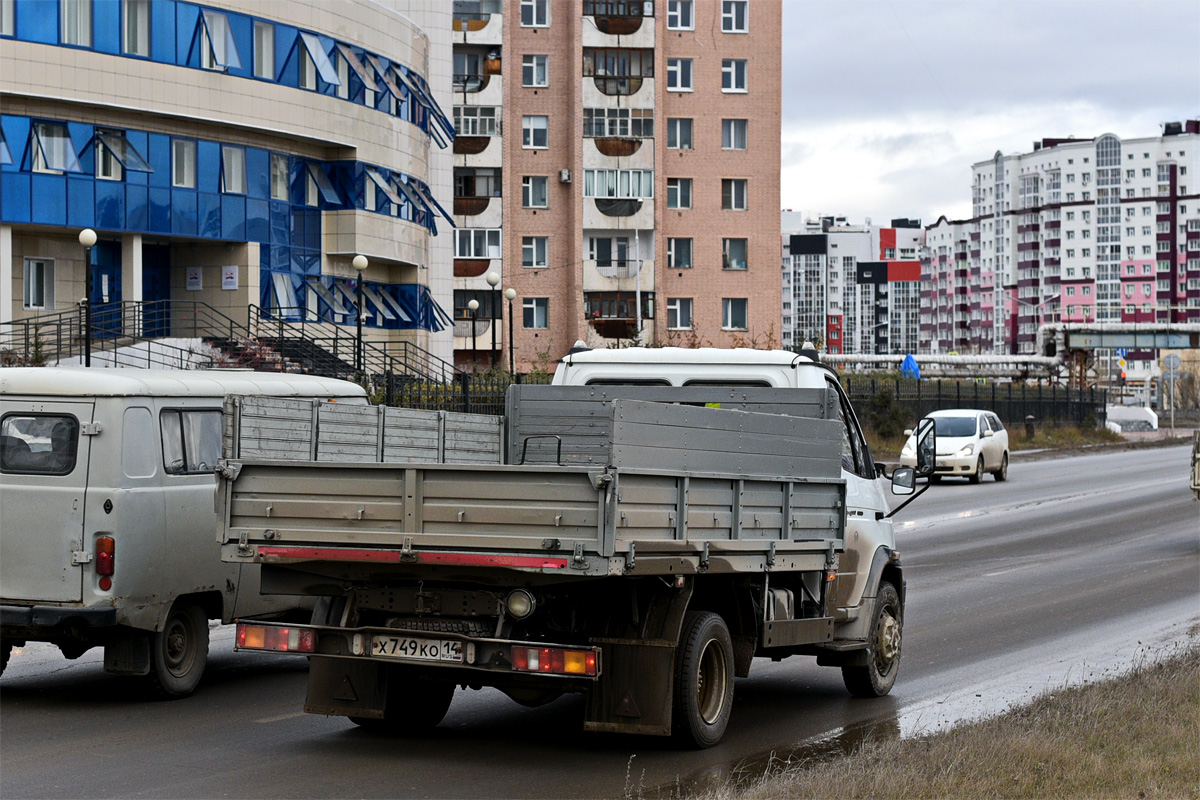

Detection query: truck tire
xmin=350 ymin=677 xmax=455 ymax=733
xmin=969 ymin=456 xmax=985 ymax=484
xmin=673 ymin=611 xmax=734 ymax=749
xmin=147 ymin=602 xmax=208 ymax=698
xmin=842 ymin=582 xmax=902 ymax=698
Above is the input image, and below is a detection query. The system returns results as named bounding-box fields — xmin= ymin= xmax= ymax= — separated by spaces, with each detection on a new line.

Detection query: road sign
xmin=1163 ymin=353 xmax=1182 ymax=370
xmin=1114 ymin=348 xmax=1128 ymax=357
xmin=1117 ymin=358 xmax=1126 ymax=368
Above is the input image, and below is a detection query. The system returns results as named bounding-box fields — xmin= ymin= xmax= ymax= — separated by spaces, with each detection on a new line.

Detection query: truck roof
xmin=0 ymin=368 xmax=368 ymax=400
xmin=552 ymin=347 xmax=826 ymax=388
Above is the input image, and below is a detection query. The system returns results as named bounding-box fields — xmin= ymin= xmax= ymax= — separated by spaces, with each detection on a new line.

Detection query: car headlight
xmin=956 ymin=444 xmax=975 ymax=457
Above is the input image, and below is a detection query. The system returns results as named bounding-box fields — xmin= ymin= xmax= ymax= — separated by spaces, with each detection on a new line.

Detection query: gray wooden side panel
xmin=224 ymin=396 xmax=315 ymax=460
xmin=318 ymin=403 xmax=380 ymax=462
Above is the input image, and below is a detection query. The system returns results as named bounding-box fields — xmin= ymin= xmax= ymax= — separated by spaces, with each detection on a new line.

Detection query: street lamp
xmin=78 ymin=228 xmax=97 ymax=367
xmin=485 ymin=271 xmax=501 ymax=367
xmin=504 ymin=287 xmax=517 ymax=376
xmin=467 ymin=298 xmax=479 ymax=370
xmin=352 ymin=254 xmax=368 ymax=379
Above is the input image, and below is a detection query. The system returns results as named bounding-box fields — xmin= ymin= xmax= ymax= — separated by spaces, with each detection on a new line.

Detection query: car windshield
xmin=932 ymin=416 xmax=977 ymax=437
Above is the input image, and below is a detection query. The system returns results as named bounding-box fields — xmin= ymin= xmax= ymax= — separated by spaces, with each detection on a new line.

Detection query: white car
xmin=900 ymin=409 xmax=1009 ymax=483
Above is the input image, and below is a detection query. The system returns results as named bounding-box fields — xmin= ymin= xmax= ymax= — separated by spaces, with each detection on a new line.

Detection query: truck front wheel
xmin=147 ymin=602 xmax=209 ymax=698
xmin=673 ymin=611 xmax=734 ymax=748
xmin=842 ymin=583 xmax=902 ymax=697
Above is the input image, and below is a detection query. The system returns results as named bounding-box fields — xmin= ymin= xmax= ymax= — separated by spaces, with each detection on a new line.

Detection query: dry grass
xmin=694 ymin=645 xmax=1199 ymax=800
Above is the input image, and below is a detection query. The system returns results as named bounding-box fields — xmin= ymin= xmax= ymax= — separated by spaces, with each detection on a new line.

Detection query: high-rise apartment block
xmin=452 ymin=0 xmax=782 ymax=370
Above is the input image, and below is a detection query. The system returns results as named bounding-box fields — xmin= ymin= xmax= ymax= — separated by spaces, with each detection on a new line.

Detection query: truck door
xmin=0 ymin=401 xmax=95 ymax=604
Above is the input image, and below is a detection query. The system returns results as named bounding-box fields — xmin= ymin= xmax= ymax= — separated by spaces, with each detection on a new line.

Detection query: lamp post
xmin=505 ymin=287 xmax=517 ymax=376
xmin=467 ymin=298 xmax=479 ymax=370
xmin=352 ymin=254 xmax=368 ymax=380
xmin=78 ymin=228 xmax=97 ymax=367
xmin=485 ymin=271 xmax=501 ymax=367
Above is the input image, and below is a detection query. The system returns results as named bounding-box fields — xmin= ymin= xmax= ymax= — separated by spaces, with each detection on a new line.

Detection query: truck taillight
xmin=236 ymin=623 xmax=316 ymax=654
xmin=511 ymin=646 xmax=597 ymax=676
xmin=96 ymin=536 xmax=115 ymax=579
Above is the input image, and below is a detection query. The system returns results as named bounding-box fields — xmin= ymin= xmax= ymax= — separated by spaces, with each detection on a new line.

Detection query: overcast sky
xmin=779 ymin=0 xmax=1200 ymax=227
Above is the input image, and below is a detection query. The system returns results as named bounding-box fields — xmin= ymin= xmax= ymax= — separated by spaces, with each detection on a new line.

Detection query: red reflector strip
xmin=256 ymin=546 xmax=568 ymax=570
xmin=257 ymin=546 xmax=401 ymax=563
xmin=235 ymin=623 xmax=316 ymax=654
xmin=417 ymin=552 xmax=568 ymax=569
xmin=511 ymin=646 xmax=597 ymax=676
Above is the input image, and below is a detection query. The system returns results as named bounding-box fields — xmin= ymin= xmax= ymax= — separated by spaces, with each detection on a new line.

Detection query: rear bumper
xmin=1 ymin=604 xmax=118 ymax=630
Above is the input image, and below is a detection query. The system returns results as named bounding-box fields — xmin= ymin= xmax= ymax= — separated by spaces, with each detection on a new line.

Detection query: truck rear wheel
xmin=147 ymin=601 xmax=208 ymax=698
xmin=673 ymin=611 xmax=734 ymax=748
xmin=842 ymin=583 xmax=902 ymax=697
xmin=350 ymin=677 xmax=455 ymax=733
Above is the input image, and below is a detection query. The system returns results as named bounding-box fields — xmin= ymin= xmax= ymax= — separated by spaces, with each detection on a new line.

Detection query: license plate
xmin=936 ymin=460 xmax=949 ymax=468
xmin=372 ymin=635 xmax=462 ymax=663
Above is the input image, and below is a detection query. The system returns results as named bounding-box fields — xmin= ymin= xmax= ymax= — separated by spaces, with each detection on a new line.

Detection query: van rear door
xmin=0 ymin=400 xmax=95 ymax=604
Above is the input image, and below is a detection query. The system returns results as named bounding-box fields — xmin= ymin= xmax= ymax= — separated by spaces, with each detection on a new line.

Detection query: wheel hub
xmin=875 ymin=611 xmax=900 ymax=673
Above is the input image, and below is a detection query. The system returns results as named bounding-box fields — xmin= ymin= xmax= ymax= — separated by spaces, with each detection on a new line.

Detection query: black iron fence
xmin=387 ymin=371 xmax=552 ymax=416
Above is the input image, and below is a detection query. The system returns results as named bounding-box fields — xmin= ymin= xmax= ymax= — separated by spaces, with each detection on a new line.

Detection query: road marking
xmin=983 ymin=566 xmax=1025 ymax=577
xmin=255 ymin=712 xmax=306 ymax=724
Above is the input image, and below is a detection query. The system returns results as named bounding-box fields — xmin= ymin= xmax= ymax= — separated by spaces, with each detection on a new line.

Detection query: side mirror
xmin=891 ymin=466 xmax=916 ymax=495
xmin=981 ymin=429 xmax=993 ymax=438
xmin=903 ymin=428 xmax=913 ymax=437
xmin=914 ymin=418 xmax=936 ymax=477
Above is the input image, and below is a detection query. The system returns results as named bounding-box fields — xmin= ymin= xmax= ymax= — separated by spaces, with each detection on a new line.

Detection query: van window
xmin=1 ymin=414 xmax=79 ymax=475
xmin=585 ymin=379 xmax=672 ymax=386
xmin=681 ymin=380 xmax=773 ymax=387
xmin=160 ymin=410 xmax=223 ymax=474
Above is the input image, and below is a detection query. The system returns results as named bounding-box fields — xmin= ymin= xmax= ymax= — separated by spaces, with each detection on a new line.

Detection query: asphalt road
xmin=2 ymin=445 xmax=1196 ymax=799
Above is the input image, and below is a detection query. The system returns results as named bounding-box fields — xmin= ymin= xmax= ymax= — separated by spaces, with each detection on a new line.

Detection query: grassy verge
xmin=694 ymin=644 xmax=1199 ymax=800
xmin=864 ymin=424 xmax=1125 ymax=461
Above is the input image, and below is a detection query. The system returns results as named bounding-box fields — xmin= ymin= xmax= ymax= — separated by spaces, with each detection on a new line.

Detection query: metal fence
xmin=841 ymin=376 xmax=1108 ymax=428
xmin=387 ymin=371 xmax=553 ymax=416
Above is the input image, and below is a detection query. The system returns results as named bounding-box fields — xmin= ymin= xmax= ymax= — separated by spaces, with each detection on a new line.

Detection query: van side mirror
xmin=891 ymin=466 xmax=916 ymax=495
xmin=914 ymin=418 xmax=936 ymax=477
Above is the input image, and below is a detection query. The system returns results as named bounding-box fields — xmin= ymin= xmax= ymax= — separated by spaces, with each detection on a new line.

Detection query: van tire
xmin=842 ymin=583 xmax=902 ymax=698
xmin=350 ymin=677 xmax=455 ymax=733
xmin=147 ymin=602 xmax=208 ymax=698
xmin=673 ymin=611 xmax=734 ymax=749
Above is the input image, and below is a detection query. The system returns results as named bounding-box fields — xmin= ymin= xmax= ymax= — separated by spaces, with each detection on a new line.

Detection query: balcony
xmin=592 ymin=138 xmax=643 ymax=157
xmin=454 ymin=196 xmax=493 ymax=217
xmin=453 ymin=136 xmax=492 ymax=155
xmin=453 ymin=73 xmax=491 ymax=93
xmin=584 ymin=1 xmax=653 ymax=33
xmin=453 ymin=1 xmax=503 ymax=42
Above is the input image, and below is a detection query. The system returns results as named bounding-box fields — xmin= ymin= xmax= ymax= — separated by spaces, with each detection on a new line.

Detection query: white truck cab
xmin=0 ymin=368 xmax=366 ymax=695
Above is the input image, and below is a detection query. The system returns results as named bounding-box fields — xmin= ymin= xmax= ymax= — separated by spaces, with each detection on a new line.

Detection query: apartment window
xmin=721 ymin=0 xmax=747 ymax=32
xmin=221 ymin=145 xmax=246 ymax=194
xmin=523 ymin=297 xmax=548 ymax=328
xmin=666 ymin=0 xmax=693 ymax=29
xmin=455 ymin=229 xmax=502 ymax=259
xmin=668 ymin=238 xmax=692 ymax=269
xmin=520 ymin=0 xmax=548 ymax=27
xmin=522 ymin=236 xmax=548 ymax=268
xmin=23 ymin=258 xmax=54 ymax=310
xmin=31 ymin=122 xmax=81 ymax=174
xmin=722 ymin=298 xmax=748 ymax=330
xmin=721 ymin=59 xmax=747 ymax=92
xmin=95 ymin=129 xmax=123 ymax=181
xmin=722 ymin=119 xmax=747 ymax=150
xmin=667 ymin=298 xmax=692 ymax=329
xmin=583 ymin=169 xmax=654 ymax=198
xmin=455 ymin=167 xmax=501 ymax=198
xmin=522 ymin=54 xmax=548 ymax=87
xmin=123 ymin=0 xmax=149 ymax=56
xmin=198 ymin=9 xmax=240 ymax=71
xmin=582 ymin=108 xmax=653 ymax=138
xmin=667 ymin=118 xmax=692 ymax=150
xmin=455 ymin=106 xmax=499 ymax=136
xmin=61 ymin=0 xmax=90 ymax=46
xmin=723 ymin=237 xmax=748 ymax=269
xmin=172 ymin=140 xmax=196 ymax=188
xmin=0 ymin=0 xmax=12 ymax=36
xmin=667 ymin=177 xmax=691 ymax=209
xmin=522 ymin=115 xmax=548 ymax=148
xmin=522 ymin=176 xmax=548 ymax=208
xmin=666 ymin=58 xmax=692 ymax=91
xmin=299 ymin=42 xmax=316 ymax=90
xmin=253 ymin=20 xmax=274 ymax=79
xmin=588 ymin=236 xmax=628 ymax=266
xmin=722 ymin=179 xmax=747 ymax=210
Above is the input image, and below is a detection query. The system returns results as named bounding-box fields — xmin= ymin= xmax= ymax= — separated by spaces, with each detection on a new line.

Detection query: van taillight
xmin=96 ymin=536 xmax=115 ymax=577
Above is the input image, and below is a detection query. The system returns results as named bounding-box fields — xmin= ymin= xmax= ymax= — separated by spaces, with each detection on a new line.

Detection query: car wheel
xmin=994 ymin=452 xmax=1009 ymax=482
xmin=842 ymin=583 xmax=903 ymax=697
xmin=969 ymin=456 xmax=984 ymax=484
xmin=673 ymin=611 xmax=734 ymax=749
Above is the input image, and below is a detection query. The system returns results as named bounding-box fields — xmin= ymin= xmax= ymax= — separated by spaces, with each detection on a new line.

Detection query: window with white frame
xmin=123 ymin=0 xmax=149 ymax=56
xmin=455 ymin=229 xmax=502 ymax=259
xmin=23 ymin=258 xmax=54 ymax=310
xmin=584 ymin=169 xmax=654 ymax=199
xmin=0 ymin=0 xmax=13 ymax=36
xmin=667 ymin=297 xmax=692 ymax=329
xmin=522 ymin=236 xmax=548 ymax=268
xmin=95 ymin=128 xmax=123 ymax=181
xmin=582 ymin=108 xmax=653 ymax=138
xmin=522 ymin=176 xmax=548 ymax=208
xmin=667 ymin=118 xmax=692 ymax=150
xmin=523 ymin=297 xmax=548 ymax=328
xmin=722 ymin=118 xmax=747 ymax=150
xmin=270 ymin=154 xmax=288 ymax=200
xmin=61 ymin=0 xmax=90 ymax=46
xmin=520 ymin=0 xmax=548 ymax=27
xmin=522 ymin=54 xmax=548 ymax=87
xmin=522 ymin=115 xmax=548 ymax=149
xmin=198 ymin=9 xmax=239 ymax=71
xmin=666 ymin=177 xmax=691 ymax=208
xmin=722 ymin=297 xmax=748 ymax=329
xmin=722 ymin=178 xmax=747 ymax=210
xmin=721 ymin=59 xmax=747 ymax=92
xmin=455 ymin=106 xmax=500 ymax=136
xmin=172 ymin=139 xmax=196 ymax=188
xmin=721 ymin=0 xmax=747 ymax=32
xmin=666 ymin=58 xmax=692 ymax=91
xmin=335 ymin=53 xmax=349 ymax=99
xmin=253 ymin=20 xmax=274 ymax=79
xmin=666 ymin=0 xmax=693 ymax=29
xmin=31 ymin=122 xmax=80 ymax=174
xmin=668 ymin=237 xmax=692 ymax=269
xmin=723 ymin=237 xmax=747 ymax=269
xmin=299 ymin=42 xmax=316 ymax=90
xmin=221 ymin=145 xmax=246 ymax=194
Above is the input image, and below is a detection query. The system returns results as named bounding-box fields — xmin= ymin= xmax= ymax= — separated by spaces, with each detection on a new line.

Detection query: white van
xmin=0 ymin=368 xmax=366 ymax=696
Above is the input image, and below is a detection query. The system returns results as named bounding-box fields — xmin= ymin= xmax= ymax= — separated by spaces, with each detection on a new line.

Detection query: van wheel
xmin=673 ymin=611 xmax=734 ymax=748
xmin=843 ymin=583 xmax=902 ymax=697
xmin=969 ymin=456 xmax=985 ymax=484
xmin=994 ymin=452 xmax=1009 ymax=482
xmin=350 ymin=677 xmax=455 ymax=733
xmin=147 ymin=602 xmax=208 ymax=698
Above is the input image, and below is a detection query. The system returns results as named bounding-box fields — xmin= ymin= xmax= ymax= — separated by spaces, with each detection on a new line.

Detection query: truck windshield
xmin=0 ymin=414 xmax=79 ymax=475
xmin=932 ymin=416 xmax=978 ymax=437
